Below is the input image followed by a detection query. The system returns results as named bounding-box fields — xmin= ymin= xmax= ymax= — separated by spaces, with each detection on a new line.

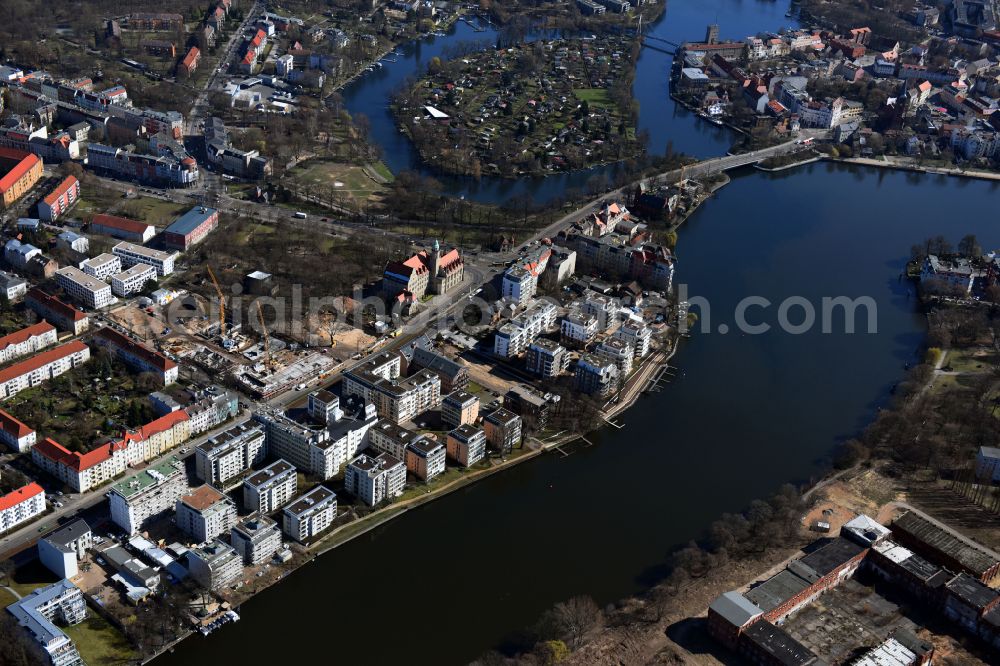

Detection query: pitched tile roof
xmin=0 ymin=408 xmax=33 ymax=439
xmin=0 ymin=482 xmax=43 ymax=511
xmin=0 ymin=149 xmax=40 ymax=194
xmin=0 ymin=340 xmax=88 ymax=386
xmin=0 ymin=321 xmax=55 ymax=353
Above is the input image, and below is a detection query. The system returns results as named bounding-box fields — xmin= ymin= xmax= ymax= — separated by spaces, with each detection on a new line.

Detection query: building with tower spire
xmin=382 ymin=241 xmax=465 ymax=301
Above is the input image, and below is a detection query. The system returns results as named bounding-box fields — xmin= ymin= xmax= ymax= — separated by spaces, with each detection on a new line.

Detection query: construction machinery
xmin=206 ymin=266 xmax=225 ymax=337
xmin=256 ymin=301 xmax=276 ymax=369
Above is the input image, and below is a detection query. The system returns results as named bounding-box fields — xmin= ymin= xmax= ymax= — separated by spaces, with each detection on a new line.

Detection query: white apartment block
xmin=242 ymin=459 xmax=297 ymax=514
xmin=253 ymin=410 xmax=344 ymax=479
xmin=194 ymin=421 xmax=267 ymax=487
xmin=38 ymin=520 xmax=92 ymax=579
xmin=175 ymin=485 xmax=237 ymax=543
xmin=342 ymin=353 xmax=442 ymax=423
xmin=368 ymin=419 xmax=423 ymax=461
xmin=112 ymin=241 xmax=177 ymax=276
xmin=0 ymin=408 xmax=36 ymax=452
xmin=186 ymin=540 xmax=242 ymax=590
xmin=0 ymin=482 xmax=46 ymax=532
xmin=501 ymin=265 xmax=537 ymax=305
xmin=110 ymin=263 xmax=156 ymax=297
xmin=231 ymin=515 xmax=282 ymax=565
xmin=581 ymin=291 xmax=618 ymax=332
xmin=108 ymin=458 xmax=186 ymax=535
xmin=493 ymin=300 xmax=558 ymax=358
xmin=614 ymin=320 xmax=652 ymax=358
xmin=0 ymin=321 xmax=57 ymax=365
xmin=79 ymin=253 xmax=122 ymax=280
xmin=0 ymin=340 xmax=90 ymax=400
xmin=561 ymin=309 xmax=599 ymax=347
xmin=345 ymin=452 xmax=406 ymax=507
xmin=282 ymin=485 xmax=337 ymax=542
xmin=55 ymin=267 xmax=116 ymax=309
xmin=596 ymin=337 xmax=634 ymax=376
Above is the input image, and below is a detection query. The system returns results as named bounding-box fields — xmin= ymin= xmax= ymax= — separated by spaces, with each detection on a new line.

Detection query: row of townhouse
xmin=31 ymin=411 xmax=190 ymax=492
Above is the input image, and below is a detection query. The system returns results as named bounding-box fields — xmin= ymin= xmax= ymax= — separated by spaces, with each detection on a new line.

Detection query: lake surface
xmin=157 ymin=3 xmax=1000 ymax=664
xmin=159 ymin=162 xmax=1000 ymax=665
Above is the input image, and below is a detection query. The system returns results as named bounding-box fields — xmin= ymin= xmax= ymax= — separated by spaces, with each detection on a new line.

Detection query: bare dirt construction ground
xmin=107 ymin=304 xmax=167 ymax=340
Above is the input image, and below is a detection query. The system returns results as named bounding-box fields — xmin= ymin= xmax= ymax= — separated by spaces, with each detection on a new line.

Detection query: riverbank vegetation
xmin=392 ymin=37 xmax=645 ymax=179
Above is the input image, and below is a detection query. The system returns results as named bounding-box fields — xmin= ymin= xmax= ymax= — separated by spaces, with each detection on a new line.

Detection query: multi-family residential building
xmin=493 ymin=300 xmax=559 ymax=358
xmin=483 ymin=408 xmax=523 ymax=455
xmin=93 ymin=327 xmax=178 ymax=385
xmin=88 ymin=143 xmax=199 ymax=187
xmin=0 ymin=148 xmax=43 ymax=209
xmin=56 ymin=231 xmax=88 ymax=255
xmin=242 ymin=459 xmax=297 ymax=514
xmin=194 ymin=421 xmax=267 ymax=487
xmin=55 ymin=267 xmax=115 ymax=309
xmin=175 ymin=485 xmax=237 ymax=543
xmin=0 ymin=407 xmax=36 ymax=452
xmin=110 ymin=264 xmax=156 ymax=297
xmin=308 ymin=389 xmax=341 ymax=425
xmin=614 ymin=320 xmax=652 ymax=358
xmin=0 ymin=340 xmax=90 ymax=400
xmin=89 ymin=214 xmax=155 ymax=243
xmin=596 ymin=337 xmax=634 ymax=376
xmin=108 ymin=457 xmax=186 ymax=534
xmin=282 ymin=485 xmax=337 ymax=542
xmin=560 ymin=308 xmax=599 ymax=348
xmin=231 ymin=515 xmax=282 ymax=565
xmin=0 ymin=270 xmax=28 ymax=301
xmin=344 ymin=452 xmax=406 ymax=507
xmin=184 ymin=387 xmax=239 ymax=435
xmin=185 ymin=540 xmax=242 ymax=590
xmin=407 ymin=346 xmax=469 ymax=393
xmin=79 ymin=254 xmax=122 ymax=281
xmin=25 ymin=289 xmax=89 ymax=335
xmin=446 ymin=424 xmax=487 ymax=467
xmin=504 ymin=385 xmax=555 ymax=433
xmin=526 ymin=338 xmax=568 ymax=378
xmin=441 ymin=390 xmax=480 ymax=428
xmin=368 ymin=419 xmax=424 ymax=461
xmin=405 ymin=437 xmax=446 ymax=482
xmin=7 ymin=579 xmax=87 ymax=666
xmin=112 ymin=241 xmax=177 ymax=276
xmin=502 ymin=246 xmax=552 ymax=305
xmin=32 ymin=411 xmax=189 ymax=492
xmin=37 ymin=176 xmax=79 ymax=222
xmin=574 ymin=353 xmax=620 ymax=397
xmin=0 ymin=481 xmax=46 ymax=533
xmin=162 ymin=206 xmax=219 ymax=251
xmin=0 ymin=321 xmax=57 ymax=365
xmin=38 ymin=520 xmax=92 ymax=579
xmin=581 ymin=290 xmax=619 ymax=332
xmin=342 ymin=352 xmax=442 ymax=423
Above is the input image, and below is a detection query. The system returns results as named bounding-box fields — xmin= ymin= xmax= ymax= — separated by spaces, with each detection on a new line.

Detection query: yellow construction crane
xmin=256 ymin=301 xmax=275 ymax=369
xmin=206 ymin=266 xmax=225 ymax=337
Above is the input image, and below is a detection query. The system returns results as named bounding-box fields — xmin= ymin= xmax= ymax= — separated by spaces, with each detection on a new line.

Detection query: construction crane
xmin=206 ymin=266 xmax=225 ymax=337
xmin=256 ymin=301 xmax=275 ymax=369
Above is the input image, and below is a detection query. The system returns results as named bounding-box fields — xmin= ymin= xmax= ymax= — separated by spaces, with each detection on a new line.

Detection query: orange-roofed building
xmin=0 ymin=340 xmax=90 ymax=400
xmin=0 ymin=408 xmax=36 ymax=452
xmin=383 ymin=241 xmax=465 ymax=300
xmin=93 ymin=327 xmax=178 ymax=385
xmin=38 ymin=175 xmax=80 ymax=222
xmin=0 ymin=321 xmax=58 ymax=364
xmin=180 ymin=46 xmax=201 ymax=77
xmin=0 ymin=482 xmax=45 ymax=531
xmin=0 ymin=148 xmax=43 ymax=209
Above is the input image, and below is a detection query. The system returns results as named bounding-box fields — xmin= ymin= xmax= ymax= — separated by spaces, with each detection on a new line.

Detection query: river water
xmin=157 ymin=3 xmax=1000 ymax=665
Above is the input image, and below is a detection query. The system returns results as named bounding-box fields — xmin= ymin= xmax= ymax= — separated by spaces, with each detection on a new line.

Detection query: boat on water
xmin=200 ymin=610 xmax=241 ymax=636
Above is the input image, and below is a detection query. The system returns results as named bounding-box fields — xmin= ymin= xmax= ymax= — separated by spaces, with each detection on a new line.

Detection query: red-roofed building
xmin=93 ymin=327 xmax=178 ymax=385
xmin=180 ymin=46 xmax=201 ymax=77
xmin=25 ymin=288 xmax=89 ymax=335
xmin=0 ymin=148 xmax=43 ymax=209
xmin=0 ymin=340 xmax=90 ymax=400
xmin=0 ymin=408 xmax=36 ymax=452
xmin=37 ymin=175 xmax=80 ymax=222
xmin=90 ymin=214 xmax=155 ymax=243
xmin=383 ymin=242 xmax=465 ymax=300
xmin=0 ymin=482 xmax=45 ymax=531
xmin=32 ymin=410 xmax=191 ymax=492
xmin=0 ymin=321 xmax=57 ymax=365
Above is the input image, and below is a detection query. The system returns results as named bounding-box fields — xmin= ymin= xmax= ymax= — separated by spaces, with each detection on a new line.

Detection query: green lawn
xmin=572 ymin=88 xmax=613 ymax=108
xmin=372 ymin=161 xmax=395 ymax=182
xmin=64 ymin=615 xmax=137 ymax=665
